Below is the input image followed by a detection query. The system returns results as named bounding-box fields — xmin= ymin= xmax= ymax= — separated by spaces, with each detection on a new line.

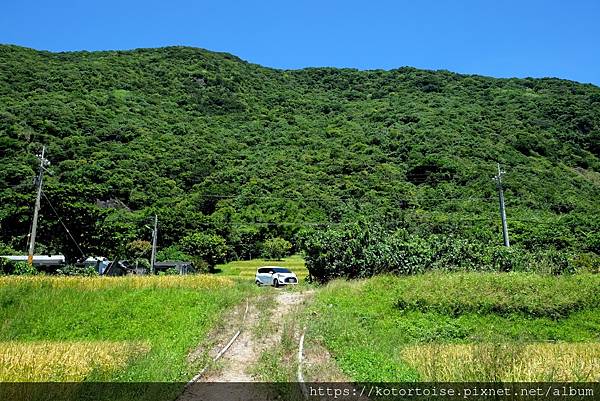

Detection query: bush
xmin=56 ymin=265 xmax=98 ymax=276
xmin=262 ymin=237 xmax=292 ymax=260
xmin=156 ymin=245 xmax=192 ymax=262
xmin=0 ymin=258 xmax=8 ymax=275
xmin=299 ymin=225 xmax=430 ymax=283
xmin=300 ymin=225 xmax=581 ymax=282
xmin=537 ymin=249 xmax=577 ymax=275
xmin=133 ymin=258 xmax=151 ymax=271
xmin=368 ymin=233 xmax=431 ymax=276
xmin=429 ymin=235 xmax=489 ymax=271
xmin=571 ymin=252 xmax=600 ymax=274
xmin=490 ymin=247 xmax=525 ymax=272
xmin=125 ymin=239 xmax=152 ymax=259
xmin=12 ymin=261 xmax=38 ymax=276
xmin=158 ymin=267 xmax=180 ymax=276
xmin=191 ymin=257 xmax=210 ymax=273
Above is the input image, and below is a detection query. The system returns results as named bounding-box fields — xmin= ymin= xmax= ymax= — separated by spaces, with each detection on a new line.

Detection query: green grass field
xmin=306 ymin=272 xmax=600 ymax=381
xmin=0 ymin=275 xmax=258 ymax=384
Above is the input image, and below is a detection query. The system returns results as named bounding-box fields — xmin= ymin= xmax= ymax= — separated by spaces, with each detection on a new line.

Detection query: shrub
xmin=428 ymin=235 xmax=489 ymax=271
xmin=299 ymin=225 xmax=430 ymax=282
xmin=262 ymin=237 xmax=292 ymax=260
xmin=537 ymin=249 xmax=577 ymax=275
xmin=156 ymin=245 xmax=192 ymax=262
xmin=56 ymin=265 xmax=98 ymax=276
xmin=371 ymin=233 xmax=431 ymax=275
xmin=12 ymin=261 xmax=38 ymax=276
xmin=300 ymin=225 xmax=580 ymax=282
xmin=571 ymin=252 xmax=600 ymax=274
xmin=125 ymin=240 xmax=152 ymax=259
xmin=133 ymin=258 xmax=151 ymax=271
xmin=490 ymin=247 xmax=525 ymax=272
xmin=191 ymin=258 xmax=210 ymax=273
xmin=158 ymin=268 xmax=180 ymax=276
xmin=0 ymin=258 xmax=8 ymax=275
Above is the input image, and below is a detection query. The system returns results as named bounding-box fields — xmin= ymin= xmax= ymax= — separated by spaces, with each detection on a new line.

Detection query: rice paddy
xmin=0 ymin=341 xmax=150 ymax=382
xmin=1 ymin=268 xmax=598 ymax=386
xmin=401 ymin=342 xmax=600 ymax=381
xmin=0 ymin=274 xmax=234 ymax=290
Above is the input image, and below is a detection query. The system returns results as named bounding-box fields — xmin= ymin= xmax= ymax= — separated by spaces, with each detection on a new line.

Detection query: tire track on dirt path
xmin=178 ymin=289 xmax=314 ymax=401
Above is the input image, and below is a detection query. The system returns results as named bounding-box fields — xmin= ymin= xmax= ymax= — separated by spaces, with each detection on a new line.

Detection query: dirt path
xmin=178 ymin=289 xmax=313 ymax=401
xmin=204 ymin=290 xmax=311 ymax=382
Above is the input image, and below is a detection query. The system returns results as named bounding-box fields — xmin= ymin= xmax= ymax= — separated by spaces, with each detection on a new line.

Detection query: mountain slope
xmin=0 ymin=45 xmax=598 ymax=260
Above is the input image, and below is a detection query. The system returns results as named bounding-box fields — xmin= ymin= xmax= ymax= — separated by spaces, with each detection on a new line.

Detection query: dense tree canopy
xmin=0 ymin=44 xmax=598 ymax=265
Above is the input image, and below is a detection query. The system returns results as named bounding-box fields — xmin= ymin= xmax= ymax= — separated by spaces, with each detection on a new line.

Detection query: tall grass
xmin=391 ymin=272 xmax=600 ymax=319
xmin=307 ymin=273 xmax=600 ymax=381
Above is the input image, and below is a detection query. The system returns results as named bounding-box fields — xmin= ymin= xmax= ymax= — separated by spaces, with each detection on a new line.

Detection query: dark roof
xmin=154 ymin=261 xmax=192 ymax=267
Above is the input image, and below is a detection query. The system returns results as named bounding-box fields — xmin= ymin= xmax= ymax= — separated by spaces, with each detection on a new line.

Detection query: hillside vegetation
xmin=0 ymin=45 xmax=599 ymax=267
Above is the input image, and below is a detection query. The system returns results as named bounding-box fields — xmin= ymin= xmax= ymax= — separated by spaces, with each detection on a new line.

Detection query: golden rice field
xmin=0 ymin=341 xmax=150 ymax=382
xmin=0 ymin=274 xmax=234 ymax=290
xmin=401 ymin=342 xmax=600 ymax=382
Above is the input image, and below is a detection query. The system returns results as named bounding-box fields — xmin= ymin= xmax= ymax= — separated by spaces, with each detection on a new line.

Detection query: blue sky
xmin=2 ymin=0 xmax=599 ymax=85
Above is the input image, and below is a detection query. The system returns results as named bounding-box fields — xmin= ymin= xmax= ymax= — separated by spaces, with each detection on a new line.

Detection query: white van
xmin=255 ymin=266 xmax=298 ymax=287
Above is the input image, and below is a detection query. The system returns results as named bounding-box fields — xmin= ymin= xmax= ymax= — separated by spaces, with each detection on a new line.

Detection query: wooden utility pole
xmin=28 ymin=146 xmax=49 ymax=265
xmin=150 ymin=214 xmax=158 ymax=274
xmin=493 ymin=163 xmax=510 ymax=247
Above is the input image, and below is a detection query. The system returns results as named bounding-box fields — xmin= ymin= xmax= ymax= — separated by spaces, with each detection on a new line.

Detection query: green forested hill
xmin=0 ymin=44 xmax=599 ymax=263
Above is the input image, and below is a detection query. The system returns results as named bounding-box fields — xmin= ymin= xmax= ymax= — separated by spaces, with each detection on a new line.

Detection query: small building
xmin=102 ymin=260 xmax=147 ymax=276
xmin=83 ymin=256 xmax=110 ymax=275
xmin=154 ymin=261 xmax=194 ymax=275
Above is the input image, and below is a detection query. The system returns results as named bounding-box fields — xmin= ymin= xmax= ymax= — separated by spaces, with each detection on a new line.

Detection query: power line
xmin=187 ymin=193 xmax=498 ymax=202
xmin=1 ymin=183 xmax=31 ymax=190
xmin=205 ymin=216 xmax=560 ymax=228
xmin=41 ymin=190 xmax=86 ymax=259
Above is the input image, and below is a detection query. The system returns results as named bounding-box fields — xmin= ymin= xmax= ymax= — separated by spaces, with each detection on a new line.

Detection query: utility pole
xmin=28 ymin=146 xmax=50 ymax=265
xmin=150 ymin=214 xmax=158 ymax=274
xmin=493 ymin=163 xmax=510 ymax=247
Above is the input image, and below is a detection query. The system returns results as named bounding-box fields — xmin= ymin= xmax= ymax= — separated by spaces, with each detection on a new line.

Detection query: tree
xmin=179 ymin=232 xmax=228 ymax=271
xmin=124 ymin=239 xmax=152 ymax=272
xmin=262 ymin=237 xmax=292 ymax=260
xmin=125 ymin=239 xmax=152 ymax=259
xmin=156 ymin=245 xmax=192 ymax=262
